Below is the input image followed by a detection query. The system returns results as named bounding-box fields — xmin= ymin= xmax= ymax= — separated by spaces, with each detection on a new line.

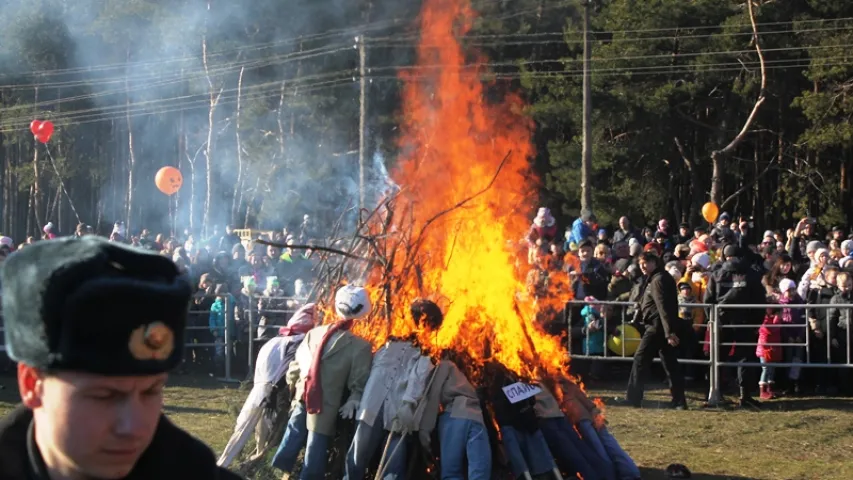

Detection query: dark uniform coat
xmin=0 ymin=406 xmax=244 ymax=480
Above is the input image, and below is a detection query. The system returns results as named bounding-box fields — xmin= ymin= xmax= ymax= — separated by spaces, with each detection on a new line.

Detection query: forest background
xmin=1 ymin=0 xmax=851 ymax=240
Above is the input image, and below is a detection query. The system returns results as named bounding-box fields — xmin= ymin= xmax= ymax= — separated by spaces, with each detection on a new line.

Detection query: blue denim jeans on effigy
xmin=597 ymin=426 xmax=642 ymax=480
xmin=538 ymin=417 xmax=606 ymax=480
xmin=271 ymin=402 xmax=331 ymax=480
xmin=500 ymin=425 xmax=556 ymax=478
xmin=759 ymin=356 xmax=776 ymax=384
xmin=438 ymin=413 xmax=492 ymax=480
xmin=344 ymin=406 xmax=407 ymax=480
xmin=577 ymin=420 xmax=620 ymax=480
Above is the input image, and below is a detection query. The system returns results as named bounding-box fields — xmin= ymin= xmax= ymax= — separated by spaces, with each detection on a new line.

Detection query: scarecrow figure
xmin=270 ymin=285 xmax=373 ymax=480
xmin=344 ymin=304 xmax=435 ymax=479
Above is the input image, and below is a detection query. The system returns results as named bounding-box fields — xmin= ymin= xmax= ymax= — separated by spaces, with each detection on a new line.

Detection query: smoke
xmin=0 ymin=0 xmax=421 ymax=238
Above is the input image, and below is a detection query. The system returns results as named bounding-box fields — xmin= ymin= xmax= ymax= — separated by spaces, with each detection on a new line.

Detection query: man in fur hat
xmin=0 ymin=236 xmax=243 ymax=479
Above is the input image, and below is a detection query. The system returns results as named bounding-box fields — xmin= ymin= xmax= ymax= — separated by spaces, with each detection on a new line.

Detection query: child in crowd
xmin=778 ymin=279 xmax=806 ymax=394
xmin=828 ymin=271 xmax=853 ymax=395
xmin=757 ymin=306 xmax=783 ymax=399
xmin=581 ymin=296 xmax=605 ymax=356
xmin=209 ymin=284 xmax=234 ymax=372
xmin=677 ymin=282 xmax=697 ymax=323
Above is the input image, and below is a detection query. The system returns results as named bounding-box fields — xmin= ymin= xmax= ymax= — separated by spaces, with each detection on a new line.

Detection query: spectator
xmin=621 ymin=251 xmax=687 ymax=409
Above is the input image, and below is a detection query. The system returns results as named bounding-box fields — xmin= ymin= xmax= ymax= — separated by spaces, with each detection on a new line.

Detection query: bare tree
xmin=125 ymin=49 xmax=137 ymax=233
xmin=202 ymin=1 xmax=224 ymax=237
xmin=710 ymin=0 xmax=767 ymax=205
xmin=232 ymin=67 xmax=246 ymax=225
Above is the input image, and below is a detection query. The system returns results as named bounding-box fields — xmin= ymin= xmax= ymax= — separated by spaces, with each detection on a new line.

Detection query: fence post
xmin=247 ymin=295 xmax=255 ymax=374
xmin=220 ymin=295 xmax=235 ymax=383
xmin=707 ymin=305 xmax=722 ymax=406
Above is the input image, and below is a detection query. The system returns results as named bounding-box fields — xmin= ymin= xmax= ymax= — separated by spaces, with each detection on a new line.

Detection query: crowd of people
xmin=0 ymin=219 xmax=321 ymax=379
xmin=3 ymin=207 xmax=853 ymax=404
xmin=521 ymin=207 xmax=853 ymax=405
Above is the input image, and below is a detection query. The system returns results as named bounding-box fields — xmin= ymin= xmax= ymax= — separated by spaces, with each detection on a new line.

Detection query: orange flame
xmin=352 ymin=0 xmax=573 ymax=386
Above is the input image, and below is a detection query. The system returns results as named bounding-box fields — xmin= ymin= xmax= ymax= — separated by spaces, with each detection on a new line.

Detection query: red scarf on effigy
xmin=303 ymin=319 xmax=354 ymax=414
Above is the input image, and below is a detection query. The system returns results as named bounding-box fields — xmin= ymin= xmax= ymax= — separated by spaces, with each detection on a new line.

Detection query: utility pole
xmin=581 ymin=1 xmax=593 ymax=214
xmin=357 ymin=35 xmax=367 ymax=212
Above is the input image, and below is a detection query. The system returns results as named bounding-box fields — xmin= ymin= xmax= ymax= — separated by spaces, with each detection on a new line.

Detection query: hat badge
xmin=128 ymin=322 xmax=175 ymax=361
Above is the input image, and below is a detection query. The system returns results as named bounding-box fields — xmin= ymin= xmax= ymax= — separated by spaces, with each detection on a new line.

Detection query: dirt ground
xmin=1 ymin=372 xmax=851 ymax=480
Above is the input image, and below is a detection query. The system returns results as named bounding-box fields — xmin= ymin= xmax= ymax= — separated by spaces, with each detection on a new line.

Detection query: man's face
xmin=638 ymin=257 xmax=653 ymax=275
xmin=225 ymin=226 xmax=233 ymax=235
xmin=250 ymin=254 xmax=263 ymax=268
xmin=267 ymin=246 xmax=281 ymax=259
xmin=619 ymin=217 xmax=629 ymax=230
xmin=801 ymin=223 xmax=813 ymax=236
xmin=578 ymin=246 xmax=593 ymax=262
xmin=680 ymin=227 xmax=689 ymax=237
xmin=27 ymin=369 xmax=166 ymax=479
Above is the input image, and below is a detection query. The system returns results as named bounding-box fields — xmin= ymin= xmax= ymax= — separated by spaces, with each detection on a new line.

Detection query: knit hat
xmin=629 ymin=243 xmax=642 ymax=257
xmin=779 ymin=278 xmax=797 ymax=293
xmin=815 ymin=248 xmax=829 ymax=261
xmin=806 ymin=240 xmax=825 ymax=254
xmin=1 ymin=236 xmax=191 ymax=375
xmin=334 ymin=285 xmax=372 ymax=320
xmin=692 ymin=252 xmax=711 ymax=270
xmin=533 ymin=207 xmax=556 ymax=228
xmin=763 ymin=230 xmax=775 ymax=240
xmin=43 ymin=222 xmax=54 ymax=234
xmin=842 ymin=239 xmax=853 ymax=254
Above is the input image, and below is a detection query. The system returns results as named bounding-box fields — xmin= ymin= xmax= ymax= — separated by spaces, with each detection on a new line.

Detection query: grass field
xmin=2 ymin=373 xmax=852 ymax=480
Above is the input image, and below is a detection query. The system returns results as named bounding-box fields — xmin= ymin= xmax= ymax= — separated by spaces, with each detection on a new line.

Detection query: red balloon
xmin=30 ymin=120 xmax=42 ymax=135
xmin=35 ymin=132 xmax=52 ymax=144
xmin=38 ymin=121 xmax=54 ymax=138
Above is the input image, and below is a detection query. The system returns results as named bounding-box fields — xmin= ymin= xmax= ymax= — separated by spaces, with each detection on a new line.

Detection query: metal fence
xmin=2 ymin=294 xmax=851 ymax=405
xmin=565 ymin=300 xmax=853 ymax=405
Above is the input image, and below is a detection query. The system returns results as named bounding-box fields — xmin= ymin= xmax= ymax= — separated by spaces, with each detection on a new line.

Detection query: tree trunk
xmin=232 ymin=67 xmax=245 ymax=225
xmin=710 ymin=0 xmax=766 ymax=206
xmin=125 ymin=62 xmax=136 ymax=234
xmin=201 ymin=3 xmax=223 ymax=238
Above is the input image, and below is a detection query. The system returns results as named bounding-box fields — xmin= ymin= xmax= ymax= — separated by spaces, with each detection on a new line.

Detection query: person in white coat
xmin=344 ymin=305 xmax=436 ymax=479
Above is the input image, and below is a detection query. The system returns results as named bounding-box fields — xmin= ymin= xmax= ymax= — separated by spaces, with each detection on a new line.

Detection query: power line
xmin=3 ymin=56 xmax=846 ymax=133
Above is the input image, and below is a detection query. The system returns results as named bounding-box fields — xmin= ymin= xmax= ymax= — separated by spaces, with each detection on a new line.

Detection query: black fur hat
xmin=1 ymin=236 xmax=192 ymax=376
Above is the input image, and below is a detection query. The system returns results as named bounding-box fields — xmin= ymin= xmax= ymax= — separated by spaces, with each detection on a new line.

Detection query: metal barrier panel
xmin=565 ymin=299 xmax=719 ymax=404
xmin=243 ymin=294 xmax=302 ymax=374
xmin=708 ymin=303 xmax=853 ymax=404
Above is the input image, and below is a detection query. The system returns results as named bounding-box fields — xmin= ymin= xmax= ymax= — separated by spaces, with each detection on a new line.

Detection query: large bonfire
xmin=347 ymin=0 xmax=573 ymax=383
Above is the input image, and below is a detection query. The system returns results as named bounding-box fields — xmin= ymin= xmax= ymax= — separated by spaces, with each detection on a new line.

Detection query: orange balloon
xmin=155 ymin=166 xmax=183 ymax=196
xmin=702 ymin=202 xmax=719 ymax=224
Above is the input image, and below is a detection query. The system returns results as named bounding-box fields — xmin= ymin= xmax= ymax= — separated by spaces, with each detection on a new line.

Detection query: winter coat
xmin=797 ymin=266 xmax=829 ymax=303
xmin=634 ymin=269 xmax=680 ymax=338
xmin=828 ymin=290 xmax=853 ymax=341
xmin=418 ymin=359 xmax=484 ymax=438
xmin=357 ymin=340 xmax=434 ymax=431
xmin=581 ymin=305 xmax=604 ymax=355
xmin=286 ymin=325 xmax=373 ymax=436
xmin=777 ymin=295 xmax=806 ymax=342
xmin=569 ymin=217 xmax=595 ymax=246
xmin=756 ymin=314 xmax=782 ymax=361
xmin=526 ymin=223 xmax=558 ymax=248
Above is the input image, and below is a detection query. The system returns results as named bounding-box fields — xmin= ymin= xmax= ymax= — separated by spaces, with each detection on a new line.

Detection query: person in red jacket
xmin=757 ymin=307 xmax=783 ymax=400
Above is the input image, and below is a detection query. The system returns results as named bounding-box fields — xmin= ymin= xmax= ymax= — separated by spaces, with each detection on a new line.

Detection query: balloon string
xmin=42 ymin=145 xmax=82 ymax=225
